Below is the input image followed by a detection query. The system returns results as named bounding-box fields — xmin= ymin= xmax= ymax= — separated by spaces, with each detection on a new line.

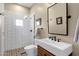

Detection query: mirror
xmin=47 ymin=3 xmax=68 ymax=35
xmin=36 ymin=18 xmax=42 ymax=26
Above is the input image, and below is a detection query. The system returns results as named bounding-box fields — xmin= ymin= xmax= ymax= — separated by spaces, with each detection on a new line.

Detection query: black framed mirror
xmin=47 ymin=3 xmax=68 ymax=36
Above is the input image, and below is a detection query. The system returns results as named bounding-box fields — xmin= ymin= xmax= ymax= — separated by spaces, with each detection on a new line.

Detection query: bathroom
xmin=0 ymin=3 xmax=79 ymax=56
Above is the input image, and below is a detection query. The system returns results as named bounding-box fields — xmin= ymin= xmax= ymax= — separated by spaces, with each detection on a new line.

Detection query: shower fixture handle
xmin=30 ymin=30 xmax=32 ymax=32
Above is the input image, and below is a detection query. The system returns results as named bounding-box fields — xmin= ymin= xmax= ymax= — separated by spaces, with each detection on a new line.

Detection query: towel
xmin=74 ymin=17 xmax=79 ymax=43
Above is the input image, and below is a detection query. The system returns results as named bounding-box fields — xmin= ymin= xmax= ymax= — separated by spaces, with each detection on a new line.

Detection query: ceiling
xmin=17 ymin=3 xmax=35 ymax=8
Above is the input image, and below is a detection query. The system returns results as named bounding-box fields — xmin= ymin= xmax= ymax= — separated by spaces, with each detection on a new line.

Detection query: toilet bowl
xmin=24 ymin=45 xmax=37 ymax=56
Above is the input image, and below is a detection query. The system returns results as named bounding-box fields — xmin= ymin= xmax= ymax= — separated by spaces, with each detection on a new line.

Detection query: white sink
xmin=35 ymin=38 xmax=72 ymax=56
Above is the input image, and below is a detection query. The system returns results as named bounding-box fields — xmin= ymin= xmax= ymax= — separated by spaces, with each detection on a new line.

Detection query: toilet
xmin=24 ymin=45 xmax=37 ymax=56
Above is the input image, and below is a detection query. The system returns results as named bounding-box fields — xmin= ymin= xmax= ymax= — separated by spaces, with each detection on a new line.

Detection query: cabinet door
xmin=38 ymin=46 xmax=44 ymax=56
xmin=38 ymin=46 xmax=54 ymax=56
xmin=43 ymin=50 xmax=53 ymax=56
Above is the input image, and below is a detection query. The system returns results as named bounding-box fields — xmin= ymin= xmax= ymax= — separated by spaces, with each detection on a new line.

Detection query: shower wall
xmin=0 ymin=4 xmax=4 ymax=54
xmin=3 ymin=3 xmax=34 ymax=51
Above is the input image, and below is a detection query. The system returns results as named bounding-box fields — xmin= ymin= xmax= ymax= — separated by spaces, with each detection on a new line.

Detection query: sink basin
xmin=35 ymin=38 xmax=72 ymax=56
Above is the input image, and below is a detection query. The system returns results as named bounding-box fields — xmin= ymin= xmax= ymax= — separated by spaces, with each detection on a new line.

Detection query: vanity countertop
xmin=35 ymin=38 xmax=72 ymax=56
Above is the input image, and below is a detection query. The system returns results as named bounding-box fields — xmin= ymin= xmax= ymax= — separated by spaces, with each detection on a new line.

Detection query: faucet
xmin=49 ymin=36 xmax=52 ymax=40
xmin=49 ymin=36 xmax=61 ymax=42
xmin=53 ymin=36 xmax=56 ymax=41
xmin=49 ymin=36 xmax=56 ymax=41
xmin=58 ymin=39 xmax=61 ymax=42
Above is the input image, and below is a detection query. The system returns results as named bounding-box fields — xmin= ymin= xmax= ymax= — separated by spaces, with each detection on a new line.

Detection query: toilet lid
xmin=24 ymin=45 xmax=37 ymax=49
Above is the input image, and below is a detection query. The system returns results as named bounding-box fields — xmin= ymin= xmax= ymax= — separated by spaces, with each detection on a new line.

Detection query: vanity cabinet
xmin=37 ymin=45 xmax=55 ymax=56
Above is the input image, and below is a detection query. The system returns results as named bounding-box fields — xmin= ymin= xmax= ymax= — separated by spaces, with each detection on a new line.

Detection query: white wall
xmin=0 ymin=3 xmax=4 ymax=13
xmin=68 ymin=3 xmax=79 ymax=55
xmin=5 ymin=3 xmax=30 ymax=15
xmin=30 ymin=4 xmax=49 ymax=39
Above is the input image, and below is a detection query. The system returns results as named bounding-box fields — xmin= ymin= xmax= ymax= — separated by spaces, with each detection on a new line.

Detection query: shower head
xmin=24 ymin=16 xmax=28 ymax=19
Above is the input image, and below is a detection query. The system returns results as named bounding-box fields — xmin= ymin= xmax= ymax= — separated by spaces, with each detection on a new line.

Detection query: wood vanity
xmin=38 ymin=45 xmax=55 ymax=56
xmin=37 ymin=45 xmax=72 ymax=56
